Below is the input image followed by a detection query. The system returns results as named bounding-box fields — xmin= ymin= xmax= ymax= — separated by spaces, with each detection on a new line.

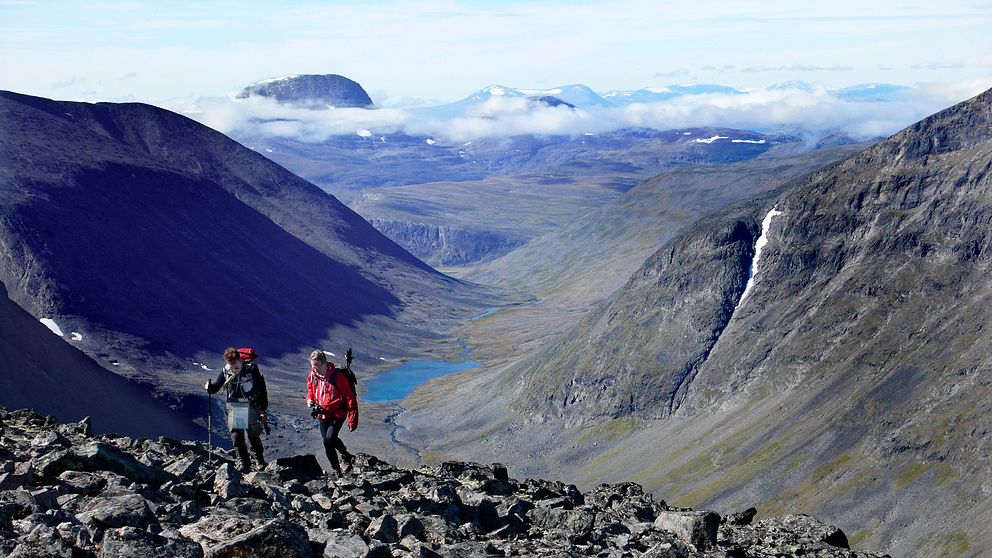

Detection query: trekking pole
xmin=207 ymin=390 xmax=213 ymax=464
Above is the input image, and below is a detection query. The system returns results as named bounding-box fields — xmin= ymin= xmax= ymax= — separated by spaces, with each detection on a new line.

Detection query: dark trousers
xmin=231 ymin=424 xmax=264 ymax=469
xmin=318 ymin=417 xmax=351 ymax=473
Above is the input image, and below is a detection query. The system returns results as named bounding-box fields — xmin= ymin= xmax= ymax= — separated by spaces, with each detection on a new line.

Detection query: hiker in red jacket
xmin=306 ymin=350 xmax=359 ymax=476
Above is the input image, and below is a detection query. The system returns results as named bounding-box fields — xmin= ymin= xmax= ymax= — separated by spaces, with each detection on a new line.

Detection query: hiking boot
xmin=341 ymin=453 xmax=354 ymax=475
xmin=255 ymin=457 xmax=267 ymax=470
xmin=239 ymin=462 xmax=251 ymax=474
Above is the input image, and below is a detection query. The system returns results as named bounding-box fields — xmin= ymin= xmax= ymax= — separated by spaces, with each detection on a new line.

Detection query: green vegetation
xmin=578 ymin=417 xmax=640 ymax=443
xmin=921 ymin=530 xmax=972 ymax=557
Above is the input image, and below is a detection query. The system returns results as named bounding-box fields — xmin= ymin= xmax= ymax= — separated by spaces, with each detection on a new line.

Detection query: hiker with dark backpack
xmin=306 ymin=349 xmax=359 ymax=476
xmin=205 ymin=347 xmax=269 ymax=473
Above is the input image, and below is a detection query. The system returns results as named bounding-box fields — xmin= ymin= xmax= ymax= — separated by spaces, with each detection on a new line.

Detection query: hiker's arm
xmin=305 ymin=373 xmax=315 ymax=407
xmin=254 ymin=368 xmax=268 ymax=412
xmin=343 ymin=374 xmax=359 ymax=431
xmin=205 ymin=370 xmax=225 ymax=394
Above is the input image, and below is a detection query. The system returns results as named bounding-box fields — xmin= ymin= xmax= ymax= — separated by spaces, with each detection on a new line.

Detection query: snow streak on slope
xmin=737 ymin=206 xmax=782 ymax=306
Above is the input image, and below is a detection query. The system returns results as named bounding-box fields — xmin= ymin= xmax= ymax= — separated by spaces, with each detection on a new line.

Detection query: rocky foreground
xmin=0 ymin=408 xmax=886 ymax=557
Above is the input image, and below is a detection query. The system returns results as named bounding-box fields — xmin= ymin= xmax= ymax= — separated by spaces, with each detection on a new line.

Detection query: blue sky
xmin=1 ymin=0 xmax=990 ymax=106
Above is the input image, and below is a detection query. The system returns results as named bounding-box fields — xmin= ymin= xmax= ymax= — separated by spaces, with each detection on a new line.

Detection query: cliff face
xmin=0 ymin=408 xmax=886 ymax=557
xmin=517 ymin=87 xmax=992 ymax=426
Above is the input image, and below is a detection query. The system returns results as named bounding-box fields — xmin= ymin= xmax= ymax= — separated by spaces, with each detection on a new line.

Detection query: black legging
xmin=231 ymin=425 xmax=264 ymax=469
xmin=318 ymin=417 xmax=351 ymax=473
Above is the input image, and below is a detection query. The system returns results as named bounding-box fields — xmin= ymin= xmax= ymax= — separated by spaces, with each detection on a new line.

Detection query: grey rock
xmin=99 ymin=526 xmax=203 ymax=558
xmin=57 ymin=470 xmax=107 ymax=495
xmin=312 ymin=529 xmax=369 ymax=558
xmin=365 ymin=513 xmax=399 ymax=543
xmin=213 ymin=462 xmax=245 ymax=500
xmin=724 ymin=507 xmax=757 ymax=526
xmin=653 ymin=510 xmax=720 ymax=550
xmin=204 ymin=519 xmax=311 ymax=557
xmin=164 ymin=454 xmax=202 ymax=481
xmin=77 ymin=493 xmax=155 ymax=532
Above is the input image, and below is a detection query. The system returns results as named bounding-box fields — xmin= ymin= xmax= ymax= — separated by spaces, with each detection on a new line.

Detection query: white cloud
xmin=172 ymin=78 xmax=992 ymax=144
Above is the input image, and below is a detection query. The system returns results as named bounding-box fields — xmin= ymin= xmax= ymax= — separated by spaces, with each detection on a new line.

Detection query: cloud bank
xmin=173 ymin=78 xmax=992 ymax=145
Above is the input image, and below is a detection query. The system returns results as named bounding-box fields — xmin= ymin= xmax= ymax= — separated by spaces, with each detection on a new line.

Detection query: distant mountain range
xmin=234 ymin=74 xmax=922 ymax=112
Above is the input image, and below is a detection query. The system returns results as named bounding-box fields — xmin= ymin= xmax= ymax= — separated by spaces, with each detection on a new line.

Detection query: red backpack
xmin=238 ymin=347 xmax=258 ymax=363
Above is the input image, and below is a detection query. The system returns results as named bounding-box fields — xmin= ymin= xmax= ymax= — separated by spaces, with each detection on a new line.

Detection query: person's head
xmin=309 ymin=350 xmax=327 ymax=368
xmin=224 ymin=347 xmax=243 ymax=372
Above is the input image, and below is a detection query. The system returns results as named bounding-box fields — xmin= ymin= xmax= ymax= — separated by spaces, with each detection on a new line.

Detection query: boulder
xmin=311 ymin=529 xmax=369 ymax=558
xmin=35 ymin=442 xmax=166 ymax=485
xmin=204 ymin=519 xmax=311 ymax=558
xmin=724 ymin=507 xmax=757 ymax=526
xmin=271 ymin=455 xmax=324 ymax=482
xmin=213 ymin=462 xmax=245 ymax=500
xmin=77 ymin=493 xmax=155 ymax=533
xmin=653 ymin=510 xmax=720 ymax=550
xmin=99 ymin=526 xmax=203 ymax=558
xmin=365 ymin=514 xmax=399 ymax=543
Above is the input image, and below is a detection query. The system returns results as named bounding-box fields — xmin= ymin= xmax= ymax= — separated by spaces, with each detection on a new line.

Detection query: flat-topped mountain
xmin=237 ymin=74 xmax=374 ymax=108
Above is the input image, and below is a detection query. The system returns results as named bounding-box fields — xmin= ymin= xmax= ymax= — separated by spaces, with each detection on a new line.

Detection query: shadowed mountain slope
xmin=0 ymin=281 xmax=202 ymax=439
xmin=0 ymin=90 xmax=477 ymax=360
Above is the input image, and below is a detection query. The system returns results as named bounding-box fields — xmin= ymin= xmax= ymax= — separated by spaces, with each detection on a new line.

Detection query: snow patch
xmin=40 ymin=318 xmax=64 ymax=337
xmin=738 ymin=206 xmax=783 ymax=305
xmin=356 ymin=129 xmax=372 ymax=138
xmin=691 ymin=135 xmax=729 ymax=144
xmin=265 ymin=148 xmax=273 ymax=152
xmin=518 ymin=87 xmax=562 ymax=95
xmin=323 ymin=351 xmax=336 ymax=357
xmin=256 ymin=74 xmax=298 ymax=85
xmin=731 ymin=139 xmax=766 ymax=144
xmin=425 ymin=138 xmax=436 ymax=145
xmin=200 ymin=364 xmax=211 ymax=371
xmin=379 ymin=357 xmax=386 ymax=361
xmin=682 ymin=131 xmax=692 ymax=135
xmin=70 ymin=332 xmax=83 ymax=341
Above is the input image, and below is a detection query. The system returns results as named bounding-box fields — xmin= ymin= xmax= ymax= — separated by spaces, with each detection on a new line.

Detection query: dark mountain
xmin=0 ymin=90 xmax=477 ymax=370
xmin=399 ymin=88 xmax=992 ymax=555
xmin=237 ymin=74 xmax=374 ymax=108
xmin=0 ymin=281 xmax=201 ymax=439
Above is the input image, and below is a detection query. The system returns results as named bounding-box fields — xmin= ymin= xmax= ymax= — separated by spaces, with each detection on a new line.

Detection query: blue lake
xmin=362 ymin=359 xmax=482 ymax=402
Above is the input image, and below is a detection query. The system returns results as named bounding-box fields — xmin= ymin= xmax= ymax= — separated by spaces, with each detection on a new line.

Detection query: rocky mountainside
xmin=237 ymin=74 xmax=374 ymax=108
xmin=398 ymin=88 xmax=992 ymax=556
xmin=0 ymin=282 xmax=200 ymax=440
xmin=0 ymin=407 xmax=887 ymax=557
